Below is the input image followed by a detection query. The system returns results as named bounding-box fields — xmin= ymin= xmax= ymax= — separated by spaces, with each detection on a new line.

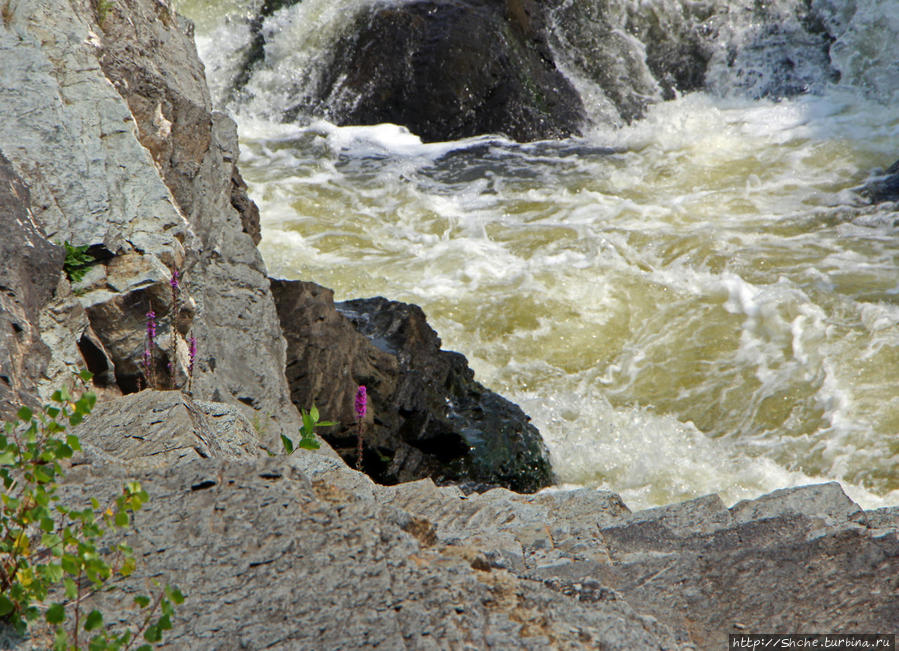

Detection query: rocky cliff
xmin=1 ymin=0 xmax=897 ymax=649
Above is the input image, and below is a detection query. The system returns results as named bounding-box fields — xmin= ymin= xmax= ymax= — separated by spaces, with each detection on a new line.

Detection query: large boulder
xmin=241 ymin=0 xmax=585 ymax=142
xmin=270 ymin=279 xmax=554 ymax=492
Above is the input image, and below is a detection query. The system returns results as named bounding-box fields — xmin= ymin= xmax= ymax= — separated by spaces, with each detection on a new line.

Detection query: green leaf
xmin=66 ymin=434 xmax=82 ymax=451
xmin=0 ymin=593 xmax=14 ymax=616
xmin=114 ymin=510 xmax=129 ymax=527
xmin=136 ymin=645 xmax=153 ymax=651
xmin=317 ymin=421 xmax=337 ymax=428
xmin=17 ymin=406 xmax=33 ymax=422
xmin=68 ymin=412 xmax=83 ymax=427
xmin=41 ymin=532 xmax=63 ymax=551
xmin=144 ymin=623 xmax=162 ymax=643
xmin=45 ymin=602 xmax=65 ymax=624
xmin=301 ymin=410 xmax=314 ymax=434
xmin=78 ymin=369 xmax=94 ymax=382
xmin=310 ymin=404 xmax=319 ymax=421
xmin=41 ymin=562 xmax=63 ymax=583
xmin=84 ymin=609 xmax=103 ymax=631
xmin=298 ymin=437 xmax=321 ymax=450
xmin=119 ymin=556 xmax=136 ymax=577
xmin=61 ymin=554 xmax=80 ymax=575
xmin=133 ymin=595 xmax=150 ymax=608
xmin=280 ymin=434 xmax=294 ymax=455
xmin=0 ymin=450 xmax=15 ymax=465
xmin=166 ymin=586 xmax=185 ymax=605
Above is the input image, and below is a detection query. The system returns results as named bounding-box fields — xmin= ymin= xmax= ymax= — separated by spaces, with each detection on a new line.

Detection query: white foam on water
xmin=181 ymin=0 xmax=899 ymax=510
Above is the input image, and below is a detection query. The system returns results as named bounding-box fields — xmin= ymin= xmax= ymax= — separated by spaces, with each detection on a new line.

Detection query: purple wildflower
xmin=146 ymin=310 xmax=157 ymax=340
xmin=354 ymin=385 xmax=367 ymax=420
xmin=188 ymin=336 xmax=197 ymax=374
xmin=169 ymin=269 xmax=180 ymax=289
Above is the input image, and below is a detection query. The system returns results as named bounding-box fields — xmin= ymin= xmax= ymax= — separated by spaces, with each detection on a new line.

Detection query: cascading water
xmin=180 ymin=0 xmax=899 ymax=509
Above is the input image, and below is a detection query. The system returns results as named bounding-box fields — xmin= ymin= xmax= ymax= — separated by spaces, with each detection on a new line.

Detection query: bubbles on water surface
xmin=179 ymin=0 xmax=899 ymax=510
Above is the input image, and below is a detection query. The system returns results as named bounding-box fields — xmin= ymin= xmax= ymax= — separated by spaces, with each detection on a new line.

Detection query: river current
xmin=181 ymin=0 xmax=899 ymax=509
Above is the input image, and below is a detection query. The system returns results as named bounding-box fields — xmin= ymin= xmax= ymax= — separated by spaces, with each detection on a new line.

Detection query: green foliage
xmin=0 ymin=371 xmax=182 ymax=649
xmin=280 ymin=405 xmax=335 ymax=454
xmin=62 ymin=242 xmax=95 ymax=284
xmin=95 ymin=0 xmax=114 ymax=26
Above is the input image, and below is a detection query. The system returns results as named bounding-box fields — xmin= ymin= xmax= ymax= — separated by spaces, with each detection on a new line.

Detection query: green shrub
xmin=0 ymin=370 xmax=182 ymax=649
xmin=61 ymin=242 xmax=95 ymax=284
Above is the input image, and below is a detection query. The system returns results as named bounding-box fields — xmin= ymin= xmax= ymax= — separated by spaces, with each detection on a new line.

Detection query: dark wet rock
xmin=860 ymin=159 xmax=899 ymax=204
xmin=270 ymin=279 xmax=554 ymax=492
xmin=243 ymin=0 xmax=585 ymax=142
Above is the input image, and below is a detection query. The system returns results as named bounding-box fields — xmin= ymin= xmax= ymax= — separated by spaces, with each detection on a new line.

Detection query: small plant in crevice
xmin=0 ymin=370 xmax=183 ymax=649
xmin=354 ymin=386 xmax=367 ymax=470
xmin=61 ymin=242 xmax=96 ymax=284
xmin=280 ymin=406 xmax=335 ymax=455
xmin=95 ymin=0 xmax=113 ymax=26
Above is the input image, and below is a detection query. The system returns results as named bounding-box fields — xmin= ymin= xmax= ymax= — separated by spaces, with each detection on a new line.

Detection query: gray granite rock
xmin=72 ymin=390 xmax=261 ymax=470
xmin=0 ymin=151 xmax=63 ymax=418
xmin=23 ymin=458 xmax=681 ymax=650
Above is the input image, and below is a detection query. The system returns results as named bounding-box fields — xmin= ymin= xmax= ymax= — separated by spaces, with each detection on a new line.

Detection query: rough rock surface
xmin=240 ymin=0 xmax=586 ymax=142
xmin=0 ymin=0 xmax=302 ymax=447
xmin=73 ymin=390 xmax=261 ymax=470
xmin=9 ymin=455 xmax=895 ymax=650
xmin=3 ymin=1 xmax=898 ymax=649
xmin=271 ymin=280 xmax=554 ymax=492
xmin=43 ymin=457 xmax=681 ymax=650
xmin=0 ymin=152 xmax=63 ymax=418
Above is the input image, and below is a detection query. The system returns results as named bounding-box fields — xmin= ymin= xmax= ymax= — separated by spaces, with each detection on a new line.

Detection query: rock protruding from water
xmin=242 ymin=0 xmax=586 ymax=142
xmin=270 ymin=279 xmax=555 ymax=493
xmin=861 ymin=158 xmax=899 ymax=204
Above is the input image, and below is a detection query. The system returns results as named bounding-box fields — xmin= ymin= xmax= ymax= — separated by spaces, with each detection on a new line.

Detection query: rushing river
xmin=180 ymin=0 xmax=899 ymax=509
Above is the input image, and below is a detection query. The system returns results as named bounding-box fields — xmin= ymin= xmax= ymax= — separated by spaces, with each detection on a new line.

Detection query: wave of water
xmin=181 ymin=0 xmax=899 ymax=509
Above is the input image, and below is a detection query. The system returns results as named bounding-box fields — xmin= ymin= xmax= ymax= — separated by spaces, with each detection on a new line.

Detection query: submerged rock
xmin=271 ymin=279 xmax=555 ymax=492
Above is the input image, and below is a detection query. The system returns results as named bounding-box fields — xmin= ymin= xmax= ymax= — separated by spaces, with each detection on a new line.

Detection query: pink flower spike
xmin=354 ymin=385 xmax=367 ymax=420
xmin=188 ymin=336 xmax=197 ymax=373
xmin=146 ymin=310 xmax=157 ymax=340
xmin=169 ymin=269 xmax=180 ymax=289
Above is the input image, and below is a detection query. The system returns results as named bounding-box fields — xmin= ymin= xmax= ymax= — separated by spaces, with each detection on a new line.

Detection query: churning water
xmin=181 ymin=0 xmax=899 ymax=509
